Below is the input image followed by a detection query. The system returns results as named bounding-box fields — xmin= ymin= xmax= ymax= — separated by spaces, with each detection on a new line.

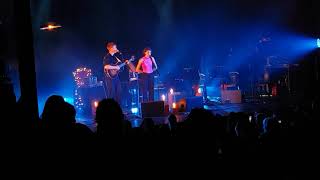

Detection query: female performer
xmin=136 ymin=47 xmax=158 ymax=102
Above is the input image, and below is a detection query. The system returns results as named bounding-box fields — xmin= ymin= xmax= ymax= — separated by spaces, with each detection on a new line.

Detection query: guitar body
xmin=107 ymin=69 xmax=119 ymax=78
xmin=104 ymin=56 xmax=135 ymax=79
xmin=105 ymin=62 xmax=120 ymax=79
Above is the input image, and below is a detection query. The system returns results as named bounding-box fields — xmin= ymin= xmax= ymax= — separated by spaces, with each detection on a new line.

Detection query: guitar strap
xmin=115 ymin=56 xmax=122 ymax=63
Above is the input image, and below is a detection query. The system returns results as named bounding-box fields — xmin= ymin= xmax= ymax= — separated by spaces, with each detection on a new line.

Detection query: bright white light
xmin=94 ymin=101 xmax=99 ymax=108
xmin=131 ymin=107 xmax=139 ymax=114
xmin=172 ymin=102 xmax=177 ymax=109
xmin=161 ymin=94 xmax=166 ymax=101
xmin=170 ymin=88 xmax=174 ymax=94
xmin=317 ymin=38 xmax=320 ymax=48
xmin=40 ymin=24 xmax=62 ymax=31
xmin=197 ymin=88 xmax=202 ymax=94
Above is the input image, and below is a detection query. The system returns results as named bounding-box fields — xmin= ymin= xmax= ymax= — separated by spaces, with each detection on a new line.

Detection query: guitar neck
xmin=118 ymin=62 xmax=127 ymax=68
xmin=118 ymin=59 xmax=133 ymax=68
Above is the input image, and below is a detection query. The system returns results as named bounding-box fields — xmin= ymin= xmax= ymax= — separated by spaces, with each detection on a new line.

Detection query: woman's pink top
xmin=140 ymin=57 xmax=153 ymax=73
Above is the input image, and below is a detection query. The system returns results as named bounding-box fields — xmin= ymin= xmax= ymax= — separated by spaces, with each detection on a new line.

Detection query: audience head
xmin=41 ymin=95 xmax=77 ymax=128
xmin=95 ymin=98 xmax=124 ymax=136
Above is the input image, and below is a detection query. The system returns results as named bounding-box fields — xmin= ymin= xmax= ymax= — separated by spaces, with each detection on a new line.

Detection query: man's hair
xmin=106 ymin=42 xmax=116 ymax=49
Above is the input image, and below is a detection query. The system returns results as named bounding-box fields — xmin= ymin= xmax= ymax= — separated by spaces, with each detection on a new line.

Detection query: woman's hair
xmin=142 ymin=47 xmax=152 ymax=56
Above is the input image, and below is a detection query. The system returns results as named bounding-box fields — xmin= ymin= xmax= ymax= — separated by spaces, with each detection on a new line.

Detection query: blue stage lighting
xmin=317 ymin=38 xmax=320 ymax=48
xmin=131 ymin=107 xmax=139 ymax=114
xmin=64 ymin=97 xmax=74 ymax=105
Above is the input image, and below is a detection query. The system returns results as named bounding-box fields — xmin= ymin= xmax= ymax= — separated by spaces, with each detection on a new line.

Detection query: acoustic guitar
xmin=105 ymin=56 xmax=135 ymax=78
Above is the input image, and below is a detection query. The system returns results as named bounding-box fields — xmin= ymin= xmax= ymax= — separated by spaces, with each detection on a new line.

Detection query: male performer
xmin=103 ymin=42 xmax=123 ymax=103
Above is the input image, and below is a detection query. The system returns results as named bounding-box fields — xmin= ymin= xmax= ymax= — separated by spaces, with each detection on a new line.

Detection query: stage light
xmin=170 ymin=88 xmax=174 ymax=95
xmin=317 ymin=38 xmax=320 ymax=48
xmin=40 ymin=22 xmax=62 ymax=31
xmin=161 ymin=94 xmax=166 ymax=101
xmin=172 ymin=102 xmax=177 ymax=109
xmin=48 ymin=24 xmax=54 ymax=30
xmin=131 ymin=107 xmax=139 ymax=114
xmin=94 ymin=101 xmax=99 ymax=108
xmin=64 ymin=97 xmax=74 ymax=105
xmin=197 ymin=87 xmax=202 ymax=94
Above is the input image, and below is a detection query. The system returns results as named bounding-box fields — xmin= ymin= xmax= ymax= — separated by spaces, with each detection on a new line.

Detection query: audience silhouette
xmin=0 ymin=84 xmax=317 ymax=178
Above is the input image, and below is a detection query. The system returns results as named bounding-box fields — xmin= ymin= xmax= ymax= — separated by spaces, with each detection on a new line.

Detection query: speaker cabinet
xmin=141 ymin=101 xmax=165 ymax=118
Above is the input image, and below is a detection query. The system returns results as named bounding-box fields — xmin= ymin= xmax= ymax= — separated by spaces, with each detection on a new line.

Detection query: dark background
xmin=1 ymin=0 xmax=320 ymax=111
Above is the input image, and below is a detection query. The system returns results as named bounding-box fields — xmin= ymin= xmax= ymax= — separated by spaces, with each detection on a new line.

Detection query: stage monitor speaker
xmin=141 ymin=101 xmax=165 ymax=118
xmin=178 ymin=96 xmax=204 ymax=112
